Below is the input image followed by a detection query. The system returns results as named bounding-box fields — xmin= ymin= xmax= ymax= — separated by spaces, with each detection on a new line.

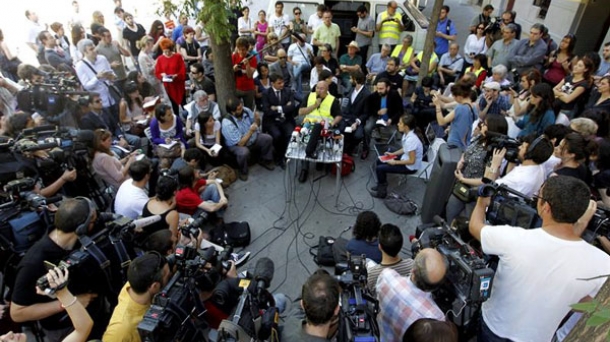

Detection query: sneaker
xmin=260 ymin=160 xmax=276 ymax=171
xmin=375 ymin=119 xmax=387 ymax=127
xmin=231 ymin=251 xmax=251 ymax=267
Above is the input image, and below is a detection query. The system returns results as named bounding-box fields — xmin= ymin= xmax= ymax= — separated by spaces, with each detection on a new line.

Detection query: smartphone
xmin=43 ymin=260 xmax=56 ymax=271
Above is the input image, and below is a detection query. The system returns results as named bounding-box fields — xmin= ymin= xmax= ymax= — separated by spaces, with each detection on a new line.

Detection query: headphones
xmin=523 ymin=135 xmax=548 ymax=161
xmin=74 ymin=196 xmax=96 ymax=236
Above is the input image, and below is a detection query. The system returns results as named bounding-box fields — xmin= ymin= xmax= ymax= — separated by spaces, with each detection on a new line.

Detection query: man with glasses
xmin=103 ymin=252 xmax=172 ymax=341
xmin=469 ymin=175 xmax=610 ymax=342
xmin=487 ymin=24 xmax=517 ymax=69
xmin=185 ymin=90 xmax=220 ymax=138
xmin=353 ymin=5 xmax=375 ymax=70
xmin=376 ymin=1 xmax=404 ymax=51
xmin=269 ymin=48 xmax=293 ymax=91
xmin=313 ymin=10 xmax=341 ymax=58
xmin=507 ymin=23 xmax=547 ymax=75
xmin=287 ymin=33 xmax=314 ymax=95
xmin=189 ymin=62 xmax=216 ymax=101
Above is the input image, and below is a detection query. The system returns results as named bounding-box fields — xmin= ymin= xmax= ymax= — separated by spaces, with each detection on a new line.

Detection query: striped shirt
xmin=366 ymin=258 xmax=414 ymax=295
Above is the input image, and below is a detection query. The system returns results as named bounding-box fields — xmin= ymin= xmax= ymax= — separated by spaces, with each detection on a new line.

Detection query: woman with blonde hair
xmin=91 ymin=129 xmax=138 ymax=191
xmin=138 ymin=35 xmax=168 ymax=102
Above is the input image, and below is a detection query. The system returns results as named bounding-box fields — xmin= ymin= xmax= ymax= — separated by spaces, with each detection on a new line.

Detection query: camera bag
xmin=211 ymin=221 xmax=251 ymax=247
xmin=310 ymin=236 xmax=336 ymax=266
xmin=330 ymin=154 xmax=356 ymax=177
xmin=0 ymin=210 xmax=46 ymax=253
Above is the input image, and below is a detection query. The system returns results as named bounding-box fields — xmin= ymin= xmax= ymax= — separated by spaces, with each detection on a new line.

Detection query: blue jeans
xmin=200 ymin=183 xmax=224 ymax=217
xmin=375 ymin=159 xmax=416 ymax=184
xmin=292 ymin=63 xmax=310 ymax=95
xmin=479 ymin=317 xmax=513 ymax=342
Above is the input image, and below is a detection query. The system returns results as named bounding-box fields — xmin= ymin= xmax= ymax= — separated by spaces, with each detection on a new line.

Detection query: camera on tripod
xmin=16 ymin=71 xmax=83 ymax=117
xmin=334 ymin=254 xmax=380 ymax=341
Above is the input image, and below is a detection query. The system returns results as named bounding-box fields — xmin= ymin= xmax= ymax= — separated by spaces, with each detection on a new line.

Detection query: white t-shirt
xmin=308 ymin=13 xmax=324 ymax=43
xmin=287 ymin=42 xmax=313 ymax=66
xmin=268 ymin=13 xmax=290 ymax=44
xmin=496 ymin=164 xmax=546 ymax=197
xmin=114 ymin=179 xmax=149 ymax=219
xmin=194 ymin=120 xmax=221 ymax=146
xmin=481 ymin=225 xmax=610 ymax=342
xmin=237 ymin=17 xmax=253 ymax=37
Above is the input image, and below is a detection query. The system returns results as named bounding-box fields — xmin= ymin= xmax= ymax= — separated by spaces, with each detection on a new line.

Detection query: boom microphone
xmin=253 ymin=258 xmax=274 ymax=292
xmin=129 ymin=215 xmax=162 ymax=230
xmin=19 ymin=142 xmax=59 ymax=152
xmin=305 ymin=123 xmax=322 ymax=158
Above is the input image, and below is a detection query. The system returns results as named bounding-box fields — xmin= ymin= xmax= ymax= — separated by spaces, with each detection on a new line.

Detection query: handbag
xmin=155 ymin=143 xmax=182 ymax=158
xmin=384 ymin=192 xmax=418 ymax=215
xmin=310 ymin=236 xmax=336 ymax=266
xmin=452 ymin=181 xmax=475 ymax=202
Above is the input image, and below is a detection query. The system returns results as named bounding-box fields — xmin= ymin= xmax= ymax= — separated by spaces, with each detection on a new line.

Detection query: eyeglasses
xmin=477 ymin=27 xmax=485 ymax=30
xmin=294 ymin=12 xmax=301 ymax=15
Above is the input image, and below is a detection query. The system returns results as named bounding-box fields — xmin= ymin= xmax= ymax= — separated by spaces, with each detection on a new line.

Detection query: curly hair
xmin=352 ymin=211 xmax=381 ymax=240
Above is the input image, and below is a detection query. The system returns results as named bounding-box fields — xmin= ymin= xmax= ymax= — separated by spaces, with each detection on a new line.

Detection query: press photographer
xmin=281 ymin=270 xmax=340 ymax=341
xmin=2 ymin=268 xmax=93 ymax=342
xmin=482 ymin=134 xmax=554 ymax=198
xmin=103 ymin=252 xmax=171 ymax=341
xmin=469 ymin=175 xmax=610 ymax=341
xmin=9 ymin=198 xmax=99 ymax=341
xmin=376 ymin=248 xmax=447 ymax=341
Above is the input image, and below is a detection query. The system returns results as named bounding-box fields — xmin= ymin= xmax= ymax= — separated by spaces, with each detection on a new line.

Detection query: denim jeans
xmin=479 ymin=317 xmax=513 ymax=342
xmin=200 ymin=183 xmax=224 ymax=218
xmin=292 ymin=63 xmax=310 ymax=95
xmin=375 ymin=159 xmax=416 ymax=184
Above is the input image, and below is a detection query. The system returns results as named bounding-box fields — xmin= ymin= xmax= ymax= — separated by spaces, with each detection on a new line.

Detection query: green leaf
xmin=571 ymin=302 xmax=599 ymax=313
xmin=596 ymin=309 xmax=610 ymax=320
xmin=586 ymin=315 xmax=609 ymax=327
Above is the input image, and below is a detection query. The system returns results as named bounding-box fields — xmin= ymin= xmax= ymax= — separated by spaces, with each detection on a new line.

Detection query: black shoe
xmin=299 ymin=169 xmax=308 ymax=183
xmin=361 ymin=149 xmax=369 ymax=160
xmin=371 ymin=190 xmax=387 ymax=198
xmin=260 ymin=160 xmax=276 ymax=171
xmin=239 ymin=172 xmax=248 ymax=181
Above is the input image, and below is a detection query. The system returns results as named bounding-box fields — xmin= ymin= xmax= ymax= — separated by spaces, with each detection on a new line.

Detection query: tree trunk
xmin=209 ymin=36 xmax=236 ymax=116
xmin=417 ymin=0 xmax=443 ymax=87
xmin=564 ymin=277 xmax=610 ymax=342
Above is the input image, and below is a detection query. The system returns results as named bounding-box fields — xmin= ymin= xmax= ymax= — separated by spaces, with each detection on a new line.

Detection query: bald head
xmin=411 ymin=248 xmax=447 ymax=292
xmin=316 ymin=81 xmax=328 ymax=97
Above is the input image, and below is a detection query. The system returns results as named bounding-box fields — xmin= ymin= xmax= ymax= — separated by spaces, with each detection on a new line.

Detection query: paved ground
xmin=229 ymin=0 xmax=480 ymax=306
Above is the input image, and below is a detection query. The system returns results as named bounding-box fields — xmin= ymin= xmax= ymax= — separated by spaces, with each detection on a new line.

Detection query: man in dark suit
xmin=262 ymin=74 xmax=297 ymax=168
xmin=361 ymin=78 xmax=403 ymax=159
xmin=341 ymin=70 xmax=370 ymax=155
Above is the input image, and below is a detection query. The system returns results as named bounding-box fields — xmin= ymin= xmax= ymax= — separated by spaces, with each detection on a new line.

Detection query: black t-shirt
xmin=555 ymin=164 xmax=592 ymax=185
xmin=11 ymin=234 xmax=71 ymax=330
xmin=192 ymin=76 xmax=216 ymax=96
xmin=122 ymin=24 xmax=146 ymax=57
xmin=179 ymin=40 xmax=201 ymax=67
xmin=374 ymin=71 xmax=403 ymax=91
xmin=557 ymin=75 xmax=591 ymax=112
xmin=323 ymin=57 xmax=340 ymax=76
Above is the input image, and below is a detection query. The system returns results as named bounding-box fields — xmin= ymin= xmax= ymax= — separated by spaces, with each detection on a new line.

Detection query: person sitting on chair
xmin=370 ymin=114 xmax=423 ymax=198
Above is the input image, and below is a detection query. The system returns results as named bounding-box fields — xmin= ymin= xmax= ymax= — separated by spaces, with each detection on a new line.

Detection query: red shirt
xmin=232 ymin=52 xmax=257 ymax=91
xmin=155 ymin=53 xmax=186 ymax=105
xmin=175 ymin=179 xmax=206 ymax=215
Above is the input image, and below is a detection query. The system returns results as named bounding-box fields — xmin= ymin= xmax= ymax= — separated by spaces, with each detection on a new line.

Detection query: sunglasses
xmin=477 ymin=27 xmax=485 ymax=30
xmin=295 ymin=12 xmax=301 ymax=15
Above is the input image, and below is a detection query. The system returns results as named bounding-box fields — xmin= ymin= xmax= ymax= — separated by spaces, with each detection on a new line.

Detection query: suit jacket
xmin=79 ymin=111 xmax=121 ymax=138
xmin=269 ymin=61 xmax=294 ymax=84
xmin=365 ymin=90 xmax=403 ymax=124
xmin=45 ymin=49 xmax=72 ymax=69
xmin=343 ymin=85 xmax=371 ymax=124
xmin=262 ymin=87 xmax=296 ymax=126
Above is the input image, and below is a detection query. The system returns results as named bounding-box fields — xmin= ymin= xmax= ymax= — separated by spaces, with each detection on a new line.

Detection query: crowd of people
xmin=1 ymin=0 xmax=610 ymax=341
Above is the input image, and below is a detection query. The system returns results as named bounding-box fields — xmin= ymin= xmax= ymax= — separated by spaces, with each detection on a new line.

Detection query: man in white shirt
xmin=25 ymin=10 xmax=45 ymax=53
xmin=307 ymin=4 xmax=327 ymax=52
xmin=484 ymin=135 xmax=554 ymax=198
xmin=287 ymin=34 xmax=314 ymax=94
xmin=268 ymin=2 xmax=290 ymax=49
xmin=115 ymin=159 xmax=151 ymax=219
xmin=75 ymin=39 xmax=116 ymax=110
xmin=469 ymin=175 xmax=610 ymax=342
xmin=309 ymin=56 xmax=331 ymax=89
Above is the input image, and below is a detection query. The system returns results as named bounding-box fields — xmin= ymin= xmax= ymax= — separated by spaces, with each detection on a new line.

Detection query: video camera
xmin=217 ymin=258 xmax=279 ymax=342
xmin=16 ymin=71 xmax=84 ymax=117
xmin=334 ymin=254 xmax=380 ymax=341
xmin=478 ymin=181 xmax=541 ymax=228
xmin=582 ymin=205 xmax=610 ymax=247
xmin=485 ymin=132 xmax=521 ymax=163
xmin=413 ymin=216 xmax=494 ymax=331
xmin=138 ymin=245 xmax=235 ymax=342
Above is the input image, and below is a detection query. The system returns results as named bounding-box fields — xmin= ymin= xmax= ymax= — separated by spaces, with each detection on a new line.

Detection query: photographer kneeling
xmin=469 ymin=176 xmax=610 ymax=342
xmin=103 ymin=252 xmax=171 ymax=341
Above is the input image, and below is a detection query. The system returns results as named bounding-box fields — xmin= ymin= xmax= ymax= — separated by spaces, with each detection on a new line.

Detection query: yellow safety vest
xmin=305 ymin=92 xmax=335 ymax=123
xmin=470 ymin=66 xmax=485 ymax=77
xmin=391 ymin=45 xmax=413 ymax=67
xmin=379 ymin=11 xmax=401 ymax=41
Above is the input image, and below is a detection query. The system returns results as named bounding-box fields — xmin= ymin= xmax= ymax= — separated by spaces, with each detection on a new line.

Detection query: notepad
xmin=210 ymin=144 xmax=222 ymax=154
xmin=378 ymin=154 xmax=397 ymax=162
xmin=159 ymin=140 xmax=178 ymax=149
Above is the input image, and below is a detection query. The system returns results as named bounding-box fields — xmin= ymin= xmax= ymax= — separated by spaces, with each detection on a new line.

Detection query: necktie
xmin=276 ymin=90 xmax=281 ymax=103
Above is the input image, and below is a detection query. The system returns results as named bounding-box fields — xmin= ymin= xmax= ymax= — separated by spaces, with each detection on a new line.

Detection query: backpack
xmin=384 ymin=192 xmax=419 ymax=215
xmin=446 ymin=19 xmax=453 ymax=36
xmin=211 ymin=221 xmax=251 ymax=247
xmin=209 ymin=164 xmax=237 ymax=188
xmin=331 ymin=154 xmax=355 ymax=177
xmin=310 ymin=236 xmax=336 ymax=266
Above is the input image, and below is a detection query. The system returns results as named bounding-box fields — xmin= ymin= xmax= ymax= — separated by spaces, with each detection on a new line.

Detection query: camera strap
xmin=109 ymin=234 xmax=132 ymax=279
xmin=81 ymin=60 xmax=122 ymax=104
xmin=78 ymin=235 xmax=114 ymax=289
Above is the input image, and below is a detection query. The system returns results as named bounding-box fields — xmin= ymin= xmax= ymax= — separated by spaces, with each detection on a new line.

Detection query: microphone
xmin=253 ymin=258 xmax=274 ymax=293
xmin=305 ymin=123 xmax=323 ymax=158
xmin=282 ymin=25 xmax=305 ymax=44
xmin=129 ymin=215 xmax=162 ymax=230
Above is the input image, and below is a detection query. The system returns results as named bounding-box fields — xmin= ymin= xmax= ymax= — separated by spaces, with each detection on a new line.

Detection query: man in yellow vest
xmin=297 ymin=81 xmax=342 ymax=182
xmin=375 ymin=1 xmax=404 ymax=51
